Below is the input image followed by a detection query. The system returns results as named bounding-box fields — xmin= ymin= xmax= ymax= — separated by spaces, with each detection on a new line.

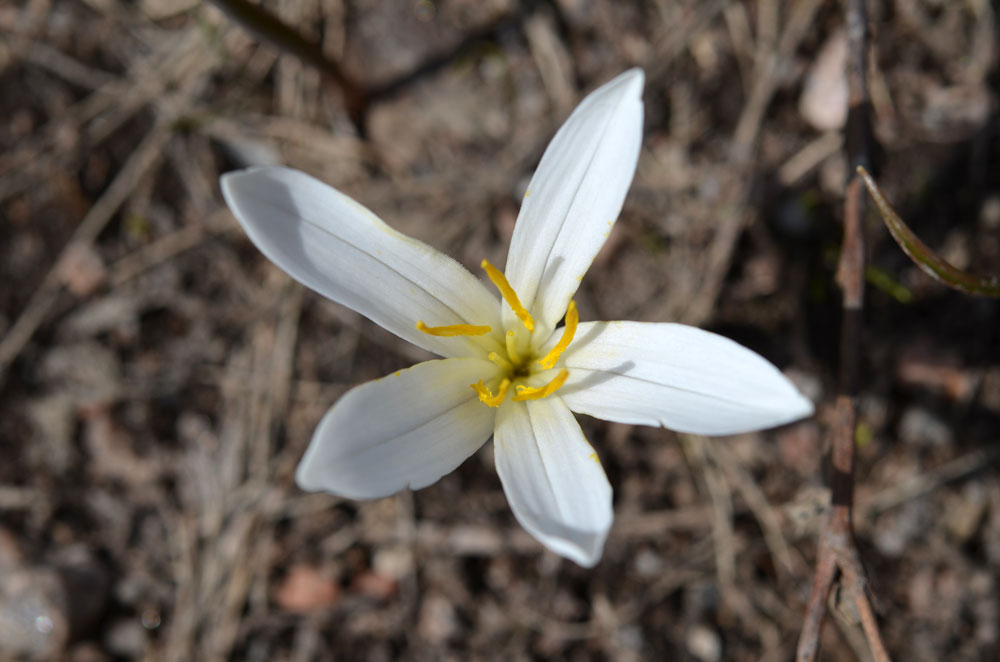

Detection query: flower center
xmin=415 ymin=259 xmax=579 ymax=408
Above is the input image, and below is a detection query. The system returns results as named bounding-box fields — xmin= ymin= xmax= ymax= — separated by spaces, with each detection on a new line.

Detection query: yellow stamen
xmin=481 ymin=259 xmax=534 ymax=332
xmin=512 ymin=368 xmax=570 ymax=402
xmin=488 ymin=351 xmax=514 ymax=372
xmin=505 ymin=330 xmax=523 ymax=365
xmin=471 ymin=378 xmax=510 ymax=407
xmin=536 ymin=300 xmax=578 ymax=370
xmin=416 ymin=321 xmax=492 ymax=337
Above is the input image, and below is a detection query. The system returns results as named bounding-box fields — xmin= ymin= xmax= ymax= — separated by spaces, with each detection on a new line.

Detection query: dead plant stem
xmin=795 ymin=1 xmax=891 ymax=660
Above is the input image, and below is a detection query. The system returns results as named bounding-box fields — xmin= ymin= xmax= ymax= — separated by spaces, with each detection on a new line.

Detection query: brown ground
xmin=1 ymin=1 xmax=999 ymax=660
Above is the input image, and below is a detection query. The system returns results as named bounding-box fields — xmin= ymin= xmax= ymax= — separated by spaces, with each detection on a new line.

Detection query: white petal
xmin=554 ymin=322 xmax=815 ymax=435
xmin=222 ymin=166 xmax=502 ymax=359
xmin=504 ymin=69 xmax=644 ymax=339
xmin=296 ymin=358 xmax=500 ymax=498
xmin=493 ymin=398 xmax=613 ymax=567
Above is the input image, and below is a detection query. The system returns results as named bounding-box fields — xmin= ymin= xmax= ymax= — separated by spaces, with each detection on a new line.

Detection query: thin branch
xmin=208 ymin=0 xmax=523 ymax=136
xmin=205 ymin=0 xmax=367 ymax=126
xmin=795 ymin=1 xmax=891 ymax=660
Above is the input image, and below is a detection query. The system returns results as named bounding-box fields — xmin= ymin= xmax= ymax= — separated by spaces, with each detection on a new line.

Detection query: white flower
xmin=220 ymin=69 xmax=814 ymax=567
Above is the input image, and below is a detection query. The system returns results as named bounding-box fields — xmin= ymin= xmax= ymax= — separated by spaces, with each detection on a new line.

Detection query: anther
xmin=471 ymin=378 xmax=511 ymax=407
xmin=537 ymin=300 xmax=578 ymax=369
xmin=481 ymin=259 xmax=534 ymax=332
xmin=416 ymin=321 xmax=492 ymax=337
xmin=512 ymin=368 xmax=570 ymax=402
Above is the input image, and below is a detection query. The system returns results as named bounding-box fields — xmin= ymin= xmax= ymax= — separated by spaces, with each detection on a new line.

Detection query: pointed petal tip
xmin=788 ymin=389 xmax=816 ymax=421
xmin=293 ymin=462 xmax=319 ymax=493
xmin=558 ymin=322 xmax=816 ymax=435
xmin=219 ymin=165 xmax=291 ymax=213
xmin=219 ymin=165 xmax=503 ymax=358
xmin=618 ymin=67 xmax=645 ymax=89
xmin=294 ymin=358 xmax=498 ymax=501
xmin=493 ymin=399 xmax=613 ymax=568
xmin=555 ymin=537 xmax=606 ymax=568
xmin=220 ymin=163 xmax=297 ymax=188
xmin=769 ymin=371 xmax=817 ymax=426
xmin=516 ymin=515 xmax=609 ymax=568
xmin=598 ymin=67 xmax=644 ymax=103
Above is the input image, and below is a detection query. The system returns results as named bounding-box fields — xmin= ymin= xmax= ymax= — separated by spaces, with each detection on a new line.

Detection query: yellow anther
xmin=537 ymin=299 xmax=578 ymax=370
xmin=488 ymin=351 xmax=514 ymax=372
xmin=512 ymin=368 xmax=570 ymax=402
xmin=481 ymin=259 xmax=534 ymax=332
xmin=416 ymin=321 xmax=492 ymax=337
xmin=471 ymin=378 xmax=510 ymax=407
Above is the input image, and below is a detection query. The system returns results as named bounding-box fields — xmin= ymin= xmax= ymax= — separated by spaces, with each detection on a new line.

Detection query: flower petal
xmin=554 ymin=322 xmax=814 ymax=435
xmin=493 ymin=398 xmax=613 ymax=567
xmin=296 ymin=358 xmax=500 ymax=499
xmin=221 ymin=166 xmax=502 ymax=359
xmin=504 ymin=69 xmax=644 ymax=340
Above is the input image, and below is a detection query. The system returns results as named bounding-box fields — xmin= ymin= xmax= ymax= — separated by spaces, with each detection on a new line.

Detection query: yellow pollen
xmin=512 ymin=368 xmax=570 ymax=402
xmin=481 ymin=259 xmax=534 ymax=332
xmin=471 ymin=378 xmax=510 ymax=407
xmin=488 ymin=351 xmax=514 ymax=372
xmin=537 ymin=299 xmax=578 ymax=370
xmin=416 ymin=321 xmax=492 ymax=337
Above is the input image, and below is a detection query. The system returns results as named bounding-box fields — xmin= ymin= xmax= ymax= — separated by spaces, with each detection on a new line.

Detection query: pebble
xmin=799 ymin=30 xmax=849 ymax=131
xmin=686 ymin=624 xmax=722 ymax=662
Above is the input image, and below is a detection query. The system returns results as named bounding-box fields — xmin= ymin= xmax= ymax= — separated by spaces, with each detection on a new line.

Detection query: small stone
xmin=686 ymin=624 xmax=722 ymax=662
xmin=0 ymin=568 xmax=69 ymax=659
xmin=57 ymin=243 xmax=107 ymax=297
xmin=980 ymin=196 xmax=1000 ymax=230
xmin=633 ymin=548 xmax=663 ymax=578
xmin=372 ymin=546 xmax=413 ymax=581
xmin=799 ymin=30 xmax=849 ymax=131
xmin=274 ymin=565 xmax=340 ymax=613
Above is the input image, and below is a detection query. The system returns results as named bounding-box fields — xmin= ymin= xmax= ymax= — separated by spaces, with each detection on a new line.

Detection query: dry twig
xmin=795 ymin=2 xmax=890 ymax=660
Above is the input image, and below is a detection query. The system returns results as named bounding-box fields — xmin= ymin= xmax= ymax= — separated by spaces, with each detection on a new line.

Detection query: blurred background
xmin=1 ymin=0 xmax=999 ymax=659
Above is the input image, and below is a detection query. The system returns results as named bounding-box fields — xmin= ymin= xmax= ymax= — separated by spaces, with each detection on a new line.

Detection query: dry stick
xmin=207 ymin=0 xmax=517 ymax=133
xmin=205 ymin=0 xmax=366 ymax=123
xmin=796 ymin=1 xmax=890 ymax=660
